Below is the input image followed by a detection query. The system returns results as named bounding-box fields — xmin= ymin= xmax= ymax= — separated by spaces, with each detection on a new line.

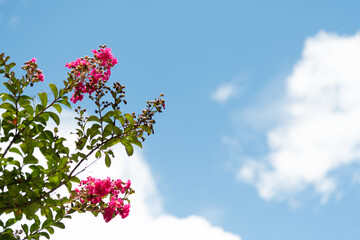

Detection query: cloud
xmin=48 ymin=113 xmax=242 ymax=240
xmin=237 ymin=31 xmax=360 ymax=203
xmin=212 ymin=82 xmax=241 ymax=103
xmin=9 ymin=15 xmax=19 ymax=28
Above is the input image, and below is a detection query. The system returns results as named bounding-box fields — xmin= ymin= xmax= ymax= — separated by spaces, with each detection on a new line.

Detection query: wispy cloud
xmin=211 ymin=82 xmax=241 ymax=103
xmin=50 ymin=114 xmax=242 ymax=240
xmin=9 ymin=15 xmax=19 ymax=28
xmin=237 ymin=31 xmax=360 ymax=204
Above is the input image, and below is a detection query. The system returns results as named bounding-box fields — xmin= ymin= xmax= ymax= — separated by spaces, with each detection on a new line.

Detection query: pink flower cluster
xmin=72 ymin=176 xmax=132 ymax=223
xmin=65 ymin=46 xmax=118 ymax=103
xmin=21 ymin=58 xmax=44 ymax=83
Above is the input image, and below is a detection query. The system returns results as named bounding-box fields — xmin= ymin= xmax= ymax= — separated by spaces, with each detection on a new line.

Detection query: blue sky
xmin=2 ymin=0 xmax=360 ymax=239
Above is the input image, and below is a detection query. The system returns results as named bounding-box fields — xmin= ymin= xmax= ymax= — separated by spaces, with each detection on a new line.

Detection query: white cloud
xmin=237 ymin=31 xmax=360 ymax=203
xmin=212 ymin=82 xmax=240 ymax=103
xmin=9 ymin=15 xmax=19 ymax=28
xmin=46 ymin=113 xmax=242 ymax=240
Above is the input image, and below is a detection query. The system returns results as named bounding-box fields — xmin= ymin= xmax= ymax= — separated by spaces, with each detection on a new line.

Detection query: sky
xmin=2 ymin=0 xmax=360 ymax=239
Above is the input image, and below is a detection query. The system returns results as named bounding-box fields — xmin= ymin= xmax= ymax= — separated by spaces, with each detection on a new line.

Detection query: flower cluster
xmin=21 ymin=58 xmax=44 ymax=84
xmin=71 ymin=176 xmax=133 ymax=223
xmin=65 ymin=45 xmax=118 ymax=103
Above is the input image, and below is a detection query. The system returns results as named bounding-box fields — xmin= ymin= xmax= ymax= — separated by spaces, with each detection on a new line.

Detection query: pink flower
xmin=36 ymin=70 xmax=44 ymax=81
xmin=66 ymin=47 xmax=118 ymax=104
xmin=72 ymin=176 xmax=133 ymax=223
xmin=103 ymin=206 xmax=115 ymax=223
xmin=120 ymin=204 xmax=131 ymax=219
xmin=31 ymin=58 xmax=37 ymax=63
xmin=125 ymin=180 xmax=131 ymax=190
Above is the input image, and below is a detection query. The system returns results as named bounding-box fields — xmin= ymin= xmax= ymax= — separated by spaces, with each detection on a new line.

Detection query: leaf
xmin=5 ymin=218 xmax=16 ymax=228
xmin=24 ymin=155 xmax=38 ymax=164
xmin=21 ymin=224 xmax=29 ymax=235
xmin=0 ymin=93 xmax=15 ymax=103
xmin=9 ymin=147 xmax=22 ymax=156
xmin=129 ymin=136 xmax=142 ymax=148
xmin=59 ymin=88 xmax=67 ymax=97
xmin=69 ymin=176 xmax=80 ymax=184
xmin=121 ymin=139 xmax=134 ymax=156
xmin=105 ymin=154 xmax=111 ymax=167
xmin=38 ymin=92 xmax=48 ymax=107
xmin=49 ymin=84 xmax=58 ymax=98
xmin=29 ymin=165 xmax=42 ymax=177
xmin=55 ymin=209 xmax=64 ymax=221
xmin=30 ymin=222 xmax=40 ymax=233
xmin=42 ymin=219 xmax=54 ymax=229
xmin=52 ymin=103 xmax=62 ymax=113
xmin=5 ymin=62 xmax=16 ymax=72
xmin=0 ymin=102 xmax=16 ymax=112
xmin=53 ymin=221 xmax=65 ymax=229
xmin=87 ymin=115 xmax=100 ymax=122
xmin=118 ymin=115 xmax=125 ymax=125
xmin=47 ymin=111 xmax=60 ymax=125
xmin=124 ymin=113 xmax=134 ymax=125
xmin=58 ymin=98 xmax=71 ymax=108
xmin=26 ymin=203 xmax=40 ymax=216
xmin=39 ymin=232 xmax=50 ymax=239
xmin=9 ymin=160 xmax=21 ymax=168
xmin=95 ymin=150 xmax=101 ymax=158
xmin=141 ymin=125 xmax=152 ymax=135
xmin=46 ymin=226 xmax=54 ymax=234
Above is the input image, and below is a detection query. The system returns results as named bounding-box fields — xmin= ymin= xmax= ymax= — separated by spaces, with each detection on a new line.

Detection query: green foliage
xmin=0 ymin=53 xmax=165 ymax=239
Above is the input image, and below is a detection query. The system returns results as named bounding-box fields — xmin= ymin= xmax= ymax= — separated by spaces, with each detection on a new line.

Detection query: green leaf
xmin=58 ymin=98 xmax=71 ymax=108
xmin=9 ymin=160 xmax=21 ymax=168
xmin=95 ymin=150 xmax=101 ymax=159
xmin=52 ymin=104 xmax=62 ymax=113
xmin=21 ymin=224 xmax=29 ymax=235
xmin=49 ymin=84 xmax=58 ymax=98
xmin=26 ymin=203 xmax=40 ymax=216
xmin=53 ymin=221 xmax=65 ymax=229
xmin=118 ymin=115 xmax=125 ymax=125
xmin=30 ymin=222 xmax=40 ymax=233
xmin=46 ymin=226 xmax=54 ymax=234
xmin=69 ymin=176 xmax=80 ymax=184
xmin=39 ymin=232 xmax=50 ymax=239
xmin=29 ymin=165 xmax=43 ymax=177
xmin=124 ymin=113 xmax=134 ymax=125
xmin=141 ymin=125 xmax=152 ymax=135
xmin=55 ymin=209 xmax=64 ymax=221
xmin=49 ymin=175 xmax=60 ymax=185
xmin=9 ymin=147 xmax=22 ymax=156
xmin=121 ymin=139 xmax=134 ymax=156
xmin=5 ymin=62 xmax=16 ymax=72
xmin=5 ymin=218 xmax=16 ymax=228
xmin=38 ymin=92 xmax=48 ymax=107
xmin=24 ymin=155 xmax=38 ymax=164
xmin=42 ymin=219 xmax=54 ymax=229
xmin=47 ymin=111 xmax=60 ymax=125
xmin=129 ymin=136 xmax=142 ymax=148
xmin=0 ymin=102 xmax=16 ymax=112
xmin=0 ymin=93 xmax=16 ymax=103
xmin=59 ymin=88 xmax=67 ymax=97
xmin=105 ymin=154 xmax=111 ymax=167
xmin=87 ymin=115 xmax=100 ymax=122
xmin=0 ymin=69 xmax=5 ymax=74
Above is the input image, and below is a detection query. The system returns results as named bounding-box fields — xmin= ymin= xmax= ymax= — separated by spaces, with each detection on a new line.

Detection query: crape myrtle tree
xmin=0 ymin=45 xmax=165 ymax=239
